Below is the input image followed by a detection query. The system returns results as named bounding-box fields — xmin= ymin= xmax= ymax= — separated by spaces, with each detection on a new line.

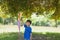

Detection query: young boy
xmin=24 ymin=20 xmax=32 ymax=40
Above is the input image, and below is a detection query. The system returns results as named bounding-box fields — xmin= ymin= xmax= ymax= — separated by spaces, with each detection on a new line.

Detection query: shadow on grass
xmin=0 ymin=32 xmax=60 ymax=40
xmin=0 ymin=33 xmax=23 ymax=40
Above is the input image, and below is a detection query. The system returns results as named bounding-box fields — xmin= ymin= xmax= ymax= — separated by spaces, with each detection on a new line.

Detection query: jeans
xmin=24 ymin=38 xmax=30 ymax=40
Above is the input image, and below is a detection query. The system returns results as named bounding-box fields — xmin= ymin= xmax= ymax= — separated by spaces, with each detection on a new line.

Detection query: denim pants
xmin=24 ymin=38 xmax=30 ymax=40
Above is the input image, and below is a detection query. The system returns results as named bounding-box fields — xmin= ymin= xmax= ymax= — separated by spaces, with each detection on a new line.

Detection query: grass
xmin=33 ymin=32 xmax=60 ymax=40
xmin=0 ymin=32 xmax=60 ymax=40
xmin=0 ymin=32 xmax=18 ymax=40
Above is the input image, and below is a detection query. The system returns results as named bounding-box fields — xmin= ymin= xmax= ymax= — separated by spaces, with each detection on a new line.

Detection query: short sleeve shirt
xmin=24 ymin=24 xmax=32 ymax=39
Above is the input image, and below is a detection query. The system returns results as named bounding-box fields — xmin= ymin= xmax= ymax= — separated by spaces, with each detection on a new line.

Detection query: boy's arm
xmin=30 ymin=33 xmax=32 ymax=40
xmin=24 ymin=24 xmax=27 ymax=28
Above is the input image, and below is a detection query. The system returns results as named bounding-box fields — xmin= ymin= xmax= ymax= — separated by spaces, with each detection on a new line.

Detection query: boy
xmin=24 ymin=20 xmax=32 ymax=40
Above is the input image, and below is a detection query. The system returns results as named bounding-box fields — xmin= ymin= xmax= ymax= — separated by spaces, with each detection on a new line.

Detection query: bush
xmin=0 ymin=17 xmax=3 ymax=24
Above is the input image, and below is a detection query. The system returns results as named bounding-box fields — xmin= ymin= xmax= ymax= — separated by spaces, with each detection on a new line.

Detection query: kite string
xmin=17 ymin=13 xmax=20 ymax=40
xmin=18 ymin=20 xmax=20 ymax=32
xmin=17 ymin=20 xmax=20 ymax=40
xmin=17 ymin=13 xmax=22 ymax=40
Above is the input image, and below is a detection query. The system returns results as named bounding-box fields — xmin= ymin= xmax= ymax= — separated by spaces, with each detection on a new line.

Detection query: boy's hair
xmin=26 ymin=20 xmax=32 ymax=24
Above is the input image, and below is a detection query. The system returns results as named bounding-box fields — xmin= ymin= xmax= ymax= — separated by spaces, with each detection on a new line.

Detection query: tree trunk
xmin=55 ymin=19 xmax=58 ymax=27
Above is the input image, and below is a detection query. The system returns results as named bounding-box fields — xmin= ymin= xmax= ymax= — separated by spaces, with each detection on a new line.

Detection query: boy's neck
xmin=27 ymin=25 xmax=30 ymax=27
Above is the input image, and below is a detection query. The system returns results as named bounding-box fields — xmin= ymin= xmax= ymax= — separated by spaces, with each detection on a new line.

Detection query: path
xmin=0 ymin=25 xmax=60 ymax=33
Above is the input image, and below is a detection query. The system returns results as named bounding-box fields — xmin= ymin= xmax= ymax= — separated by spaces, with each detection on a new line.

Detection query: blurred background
xmin=0 ymin=0 xmax=60 ymax=40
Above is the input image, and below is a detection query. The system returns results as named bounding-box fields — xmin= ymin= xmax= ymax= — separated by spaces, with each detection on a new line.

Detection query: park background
xmin=0 ymin=0 xmax=60 ymax=40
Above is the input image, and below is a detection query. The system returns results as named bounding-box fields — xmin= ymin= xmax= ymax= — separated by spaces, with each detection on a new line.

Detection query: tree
xmin=51 ymin=0 xmax=60 ymax=27
xmin=0 ymin=0 xmax=60 ymax=27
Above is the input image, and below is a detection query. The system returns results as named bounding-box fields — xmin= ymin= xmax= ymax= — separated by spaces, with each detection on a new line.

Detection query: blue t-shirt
xmin=24 ymin=24 xmax=32 ymax=39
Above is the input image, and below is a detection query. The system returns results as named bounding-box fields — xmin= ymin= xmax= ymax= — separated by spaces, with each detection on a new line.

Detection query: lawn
xmin=0 ymin=25 xmax=60 ymax=40
xmin=0 ymin=32 xmax=60 ymax=40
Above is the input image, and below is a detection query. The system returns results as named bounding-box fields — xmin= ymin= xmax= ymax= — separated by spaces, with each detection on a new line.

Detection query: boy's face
xmin=26 ymin=22 xmax=30 ymax=26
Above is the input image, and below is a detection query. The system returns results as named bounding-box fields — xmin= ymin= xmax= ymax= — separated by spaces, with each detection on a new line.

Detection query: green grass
xmin=0 ymin=32 xmax=60 ymax=40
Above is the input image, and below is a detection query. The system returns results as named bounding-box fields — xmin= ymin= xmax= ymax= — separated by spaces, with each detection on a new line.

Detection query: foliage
xmin=0 ymin=0 xmax=60 ymax=18
xmin=0 ymin=17 xmax=3 ymax=23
